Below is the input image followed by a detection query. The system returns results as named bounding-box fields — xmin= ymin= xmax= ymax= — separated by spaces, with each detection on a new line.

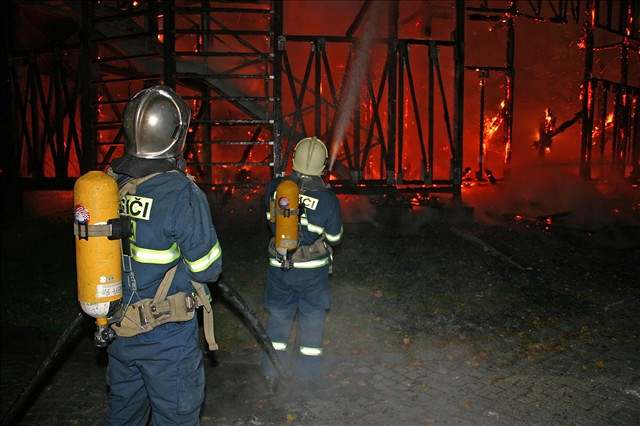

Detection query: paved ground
xmin=3 ymin=291 xmax=640 ymax=426
xmin=2 ymin=189 xmax=640 ymax=425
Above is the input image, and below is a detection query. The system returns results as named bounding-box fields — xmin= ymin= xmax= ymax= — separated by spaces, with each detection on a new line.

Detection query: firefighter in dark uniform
xmin=106 ymin=86 xmax=222 ymax=425
xmin=261 ymin=137 xmax=343 ymax=391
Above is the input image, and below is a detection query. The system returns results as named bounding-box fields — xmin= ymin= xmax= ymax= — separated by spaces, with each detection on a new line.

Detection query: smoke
xmin=329 ymin=2 xmax=383 ymax=171
xmin=337 ymin=195 xmax=378 ymax=226
xmin=464 ymin=159 xmax=640 ymax=235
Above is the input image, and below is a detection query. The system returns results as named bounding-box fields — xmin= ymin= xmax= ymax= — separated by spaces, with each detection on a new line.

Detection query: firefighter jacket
xmin=115 ymin=169 xmax=222 ymax=301
xmin=265 ymin=173 xmax=343 ymax=269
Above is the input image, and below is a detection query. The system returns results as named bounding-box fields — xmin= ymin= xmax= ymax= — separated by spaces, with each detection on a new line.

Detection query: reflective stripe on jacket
xmin=264 ymin=176 xmax=342 ymax=269
xmin=118 ymin=171 xmax=222 ymax=299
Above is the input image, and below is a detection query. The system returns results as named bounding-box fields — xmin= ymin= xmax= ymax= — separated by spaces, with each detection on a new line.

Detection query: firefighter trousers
xmin=106 ymin=318 xmax=204 ymax=426
xmin=261 ymin=266 xmax=330 ymax=381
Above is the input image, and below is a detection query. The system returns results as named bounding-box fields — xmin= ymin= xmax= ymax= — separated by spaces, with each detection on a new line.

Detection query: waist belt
xmin=111 ymin=265 xmax=218 ymax=351
xmin=268 ymin=237 xmax=332 ymax=270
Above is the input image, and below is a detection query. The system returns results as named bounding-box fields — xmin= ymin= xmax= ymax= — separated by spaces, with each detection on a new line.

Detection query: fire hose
xmin=215 ymin=280 xmax=287 ymax=379
xmin=0 ymin=313 xmax=86 ymax=426
xmin=0 ymin=281 xmax=286 ymax=426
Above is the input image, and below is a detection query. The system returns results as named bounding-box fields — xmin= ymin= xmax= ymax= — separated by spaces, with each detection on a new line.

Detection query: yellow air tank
xmin=73 ymin=171 xmax=122 ymax=329
xmin=274 ymin=178 xmax=300 ymax=255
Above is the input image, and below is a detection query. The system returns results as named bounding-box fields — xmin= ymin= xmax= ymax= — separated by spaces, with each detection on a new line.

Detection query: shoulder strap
xmin=105 ymin=166 xmax=118 ymax=180
xmin=192 ymin=281 xmax=218 ymax=351
xmin=119 ymin=172 xmax=163 ymax=197
xmin=121 ymin=169 xmax=219 ymax=348
xmin=152 ymin=265 xmax=178 ymax=305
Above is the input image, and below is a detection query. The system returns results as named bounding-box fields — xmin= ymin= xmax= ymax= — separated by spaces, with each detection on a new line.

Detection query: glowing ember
xmin=502 ymin=140 xmax=510 ymax=164
xmin=409 ymin=193 xmax=429 ymax=207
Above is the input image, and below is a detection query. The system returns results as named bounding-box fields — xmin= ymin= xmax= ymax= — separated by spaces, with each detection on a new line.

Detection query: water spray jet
xmin=329 ymin=2 xmax=383 ymax=173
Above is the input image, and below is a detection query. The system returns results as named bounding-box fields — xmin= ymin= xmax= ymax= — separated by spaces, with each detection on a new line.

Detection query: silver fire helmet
xmin=122 ymin=86 xmax=191 ymax=159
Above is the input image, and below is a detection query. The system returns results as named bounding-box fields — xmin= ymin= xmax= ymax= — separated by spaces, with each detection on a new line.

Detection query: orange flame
xmin=592 ymin=112 xmax=614 ymax=138
xmin=483 ymin=100 xmax=507 ymax=144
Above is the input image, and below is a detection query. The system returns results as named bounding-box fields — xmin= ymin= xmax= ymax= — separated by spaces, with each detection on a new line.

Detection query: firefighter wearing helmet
xmin=262 ymin=136 xmax=343 ymax=392
xmin=105 ymin=86 xmax=222 ymax=425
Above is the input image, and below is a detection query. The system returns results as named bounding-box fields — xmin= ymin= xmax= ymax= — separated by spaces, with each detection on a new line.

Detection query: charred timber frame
xmin=477 ymin=70 xmax=488 ymax=179
xmin=272 ymin=0 xmax=284 ymax=177
xmin=7 ymin=0 xmax=466 ymax=195
xmin=465 ymin=1 xmax=518 ymax=181
xmin=387 ymin=1 xmax=399 ymax=186
xmin=7 ymin=0 xmax=464 ymax=195
xmin=580 ymin=0 xmax=640 ymax=180
xmin=87 ymin=1 xmax=280 ymax=184
xmin=9 ymin=47 xmax=85 ymax=189
xmin=504 ymin=14 xmax=515 ymax=174
xmin=283 ymin=0 xmax=463 ymax=195
xmin=453 ymin=0 xmax=465 ymax=201
xmin=80 ymin=1 xmax=97 ymax=173
xmin=14 ymin=0 xmax=638 ymax=193
xmin=4 ymin=1 xmax=19 ymax=210
xmin=580 ymin=0 xmax=595 ymax=179
xmin=163 ymin=0 xmax=176 ymax=89
xmin=282 ymin=35 xmax=459 ymax=193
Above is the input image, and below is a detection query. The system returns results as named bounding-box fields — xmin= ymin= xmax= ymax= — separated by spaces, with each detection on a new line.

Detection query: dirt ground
xmin=1 ymin=184 xmax=639 ymax=425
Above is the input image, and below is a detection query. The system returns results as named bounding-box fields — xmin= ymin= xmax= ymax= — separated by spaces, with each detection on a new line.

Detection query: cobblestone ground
xmin=2 ymin=217 xmax=639 ymax=425
xmin=3 ymin=288 xmax=639 ymax=425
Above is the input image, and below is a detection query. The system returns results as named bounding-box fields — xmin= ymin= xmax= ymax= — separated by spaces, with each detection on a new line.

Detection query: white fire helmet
xmin=292 ymin=136 xmax=328 ymax=176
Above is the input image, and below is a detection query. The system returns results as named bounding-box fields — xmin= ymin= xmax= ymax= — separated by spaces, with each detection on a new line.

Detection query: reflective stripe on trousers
xmin=299 ymin=346 xmax=323 ymax=356
xmin=272 ymin=341 xmax=287 ymax=351
xmin=268 ymin=257 xmax=330 ymax=269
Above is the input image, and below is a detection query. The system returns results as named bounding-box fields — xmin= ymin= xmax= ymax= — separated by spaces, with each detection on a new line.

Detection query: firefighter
xmin=105 ymin=86 xmax=222 ymax=425
xmin=261 ymin=136 xmax=343 ymax=392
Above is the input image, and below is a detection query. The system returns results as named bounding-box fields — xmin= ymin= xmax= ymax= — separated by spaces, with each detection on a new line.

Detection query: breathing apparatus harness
xmin=268 ymin=174 xmax=332 ymax=271
xmin=101 ymin=168 xmax=218 ymax=350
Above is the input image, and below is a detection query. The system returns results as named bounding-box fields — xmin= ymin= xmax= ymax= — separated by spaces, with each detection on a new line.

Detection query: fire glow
xmin=592 ymin=112 xmax=614 ymax=139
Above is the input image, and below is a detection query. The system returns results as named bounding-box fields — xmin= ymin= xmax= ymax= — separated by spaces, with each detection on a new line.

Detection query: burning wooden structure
xmin=5 ymin=0 xmax=640 ymax=203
